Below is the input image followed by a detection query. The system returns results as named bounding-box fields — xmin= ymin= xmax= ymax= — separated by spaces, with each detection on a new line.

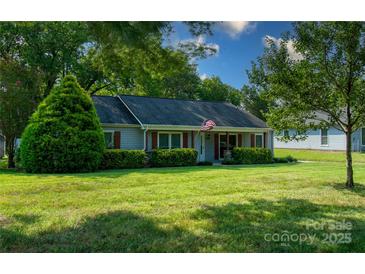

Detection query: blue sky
xmin=169 ymin=22 xmax=294 ymax=89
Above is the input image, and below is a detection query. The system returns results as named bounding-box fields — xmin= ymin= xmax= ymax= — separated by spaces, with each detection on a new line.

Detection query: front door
xmin=199 ymin=133 xmax=205 ymax=161
xmin=219 ymin=134 xmax=237 ymax=159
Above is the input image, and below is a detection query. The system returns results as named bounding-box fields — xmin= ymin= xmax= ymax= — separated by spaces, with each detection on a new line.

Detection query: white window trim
xmin=255 ymin=133 xmax=264 ymax=148
xmin=157 ymin=132 xmax=183 ymax=149
xmin=219 ymin=133 xmax=238 ymax=159
xmin=104 ymin=130 xmax=114 ymax=149
xmin=320 ymin=128 xmax=329 ymax=146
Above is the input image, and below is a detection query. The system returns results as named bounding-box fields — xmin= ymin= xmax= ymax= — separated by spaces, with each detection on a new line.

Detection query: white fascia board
xmin=101 ymin=123 xmax=141 ymax=128
xmin=144 ymin=124 xmax=272 ymax=132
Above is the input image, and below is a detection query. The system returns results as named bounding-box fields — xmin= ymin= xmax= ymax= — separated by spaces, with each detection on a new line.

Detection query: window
xmin=321 ymin=128 xmax=328 ymax=145
xmin=158 ymin=132 xmax=182 ymax=149
xmin=255 ymin=134 xmax=263 ymax=148
xmin=362 ymin=128 xmax=365 ymax=146
xmin=283 ymin=130 xmax=289 ymax=137
xmin=171 ymin=134 xmax=181 ymax=149
xmin=104 ymin=132 xmax=114 ymax=149
xmin=158 ymin=133 xmax=169 ymax=149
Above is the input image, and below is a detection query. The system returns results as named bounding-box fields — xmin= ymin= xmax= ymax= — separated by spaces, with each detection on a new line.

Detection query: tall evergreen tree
xmin=20 ymin=75 xmax=104 ymax=173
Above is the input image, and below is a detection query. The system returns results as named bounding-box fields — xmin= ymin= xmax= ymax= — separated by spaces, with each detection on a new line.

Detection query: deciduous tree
xmin=250 ymin=22 xmax=365 ymax=188
xmin=0 ymin=59 xmax=42 ymax=168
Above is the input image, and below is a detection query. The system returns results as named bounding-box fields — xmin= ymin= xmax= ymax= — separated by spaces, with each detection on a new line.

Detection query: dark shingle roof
xmin=119 ymin=95 xmax=268 ymax=128
xmin=92 ymin=96 xmax=139 ymax=125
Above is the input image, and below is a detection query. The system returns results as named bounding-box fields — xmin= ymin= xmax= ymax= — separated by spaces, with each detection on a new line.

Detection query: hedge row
xmin=231 ymin=147 xmax=273 ymax=164
xmin=99 ymin=148 xmax=198 ymax=169
xmin=150 ymin=148 xmax=198 ymax=167
xmin=99 ymin=147 xmax=281 ymax=169
xmin=99 ymin=149 xmax=146 ymax=169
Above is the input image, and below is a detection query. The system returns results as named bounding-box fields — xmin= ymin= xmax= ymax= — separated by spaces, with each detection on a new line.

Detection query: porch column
xmin=226 ymin=132 xmax=229 ymax=156
xmin=145 ymin=129 xmax=148 ymax=151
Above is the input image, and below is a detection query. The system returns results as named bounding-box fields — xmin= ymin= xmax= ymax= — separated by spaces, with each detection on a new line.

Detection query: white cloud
xmin=263 ymin=35 xmax=303 ymax=61
xmin=218 ymin=21 xmax=256 ymax=38
xmin=200 ymin=73 xmax=209 ymax=80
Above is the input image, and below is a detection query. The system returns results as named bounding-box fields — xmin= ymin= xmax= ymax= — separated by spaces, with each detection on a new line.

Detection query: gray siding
xmin=121 ymin=127 xmax=144 ymax=150
xmin=268 ymin=130 xmax=274 ymax=155
xmin=103 ymin=126 xmax=144 ymax=150
xmin=243 ymin=132 xmax=251 ymax=147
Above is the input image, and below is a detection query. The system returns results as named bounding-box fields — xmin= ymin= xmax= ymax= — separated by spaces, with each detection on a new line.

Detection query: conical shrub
xmin=20 ymin=75 xmax=105 ymax=173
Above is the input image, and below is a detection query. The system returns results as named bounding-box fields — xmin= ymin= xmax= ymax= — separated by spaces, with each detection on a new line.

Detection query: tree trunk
xmin=345 ymin=131 xmax=354 ymax=188
xmin=6 ymin=137 xmax=16 ymax=168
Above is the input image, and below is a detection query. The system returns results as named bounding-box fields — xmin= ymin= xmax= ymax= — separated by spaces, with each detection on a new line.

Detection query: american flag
xmin=200 ymin=119 xmax=216 ymax=131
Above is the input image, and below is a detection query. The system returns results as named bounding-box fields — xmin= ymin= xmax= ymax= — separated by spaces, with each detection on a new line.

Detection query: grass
xmin=1 ymin=159 xmax=365 ymax=252
xmin=275 ymin=148 xmax=365 ymax=163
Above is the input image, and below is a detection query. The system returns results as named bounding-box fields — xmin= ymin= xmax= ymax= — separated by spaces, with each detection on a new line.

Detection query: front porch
xmin=146 ymin=129 xmax=273 ymax=162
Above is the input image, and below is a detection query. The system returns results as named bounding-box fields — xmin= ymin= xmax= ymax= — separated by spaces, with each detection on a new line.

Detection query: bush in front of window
xmin=20 ymin=75 xmax=105 ymax=173
xmin=150 ymin=148 xmax=198 ymax=167
xmin=99 ymin=149 xmax=146 ymax=169
xmin=231 ymin=147 xmax=273 ymax=164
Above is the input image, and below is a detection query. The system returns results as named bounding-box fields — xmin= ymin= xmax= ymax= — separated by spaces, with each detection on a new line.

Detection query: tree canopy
xmin=199 ymin=76 xmax=242 ymax=106
xmin=0 ymin=58 xmax=43 ymax=167
xmin=247 ymin=22 xmax=365 ymax=188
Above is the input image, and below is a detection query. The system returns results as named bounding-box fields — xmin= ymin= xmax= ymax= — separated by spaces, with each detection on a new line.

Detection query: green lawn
xmin=276 ymin=148 xmax=365 ymax=163
xmin=1 ymin=160 xmax=365 ymax=252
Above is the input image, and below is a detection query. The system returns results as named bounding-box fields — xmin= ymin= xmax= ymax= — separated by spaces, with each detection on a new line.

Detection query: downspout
xmin=116 ymin=95 xmax=147 ymax=150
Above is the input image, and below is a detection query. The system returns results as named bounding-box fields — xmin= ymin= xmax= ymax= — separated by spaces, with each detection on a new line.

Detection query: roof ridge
xmin=119 ymin=94 xmax=233 ymax=104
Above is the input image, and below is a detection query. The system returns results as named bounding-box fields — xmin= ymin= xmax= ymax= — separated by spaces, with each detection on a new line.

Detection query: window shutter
xmin=114 ymin=131 xmax=121 ymax=149
xmin=264 ymin=132 xmax=267 ymax=148
xmin=214 ymin=133 xmax=219 ymax=160
xmin=238 ymin=133 xmax=242 ymax=147
xmin=191 ymin=131 xmax=195 ymax=148
xmin=152 ymin=132 xmax=157 ymax=149
xmin=183 ymin=132 xmax=188 ymax=148
xmin=250 ymin=134 xmax=255 ymax=148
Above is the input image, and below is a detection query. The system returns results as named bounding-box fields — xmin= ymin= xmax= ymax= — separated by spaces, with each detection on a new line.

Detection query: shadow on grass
xmin=192 ymin=199 xmax=365 ymax=252
xmin=0 ymin=211 xmax=201 ymax=252
xmin=1 ymin=198 xmax=365 ymax=252
xmin=332 ymin=183 xmax=365 ymax=198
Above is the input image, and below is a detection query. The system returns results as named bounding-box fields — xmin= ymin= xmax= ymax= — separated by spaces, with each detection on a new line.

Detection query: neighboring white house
xmin=274 ymin=127 xmax=365 ymax=152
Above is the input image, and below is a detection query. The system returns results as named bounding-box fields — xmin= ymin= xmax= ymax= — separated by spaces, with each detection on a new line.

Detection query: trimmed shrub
xmin=232 ymin=147 xmax=273 ymax=164
xmin=20 ymin=75 xmax=105 ymax=173
xmin=150 ymin=148 xmax=198 ymax=167
xmin=273 ymin=156 xmax=297 ymax=163
xmin=99 ymin=149 xmax=146 ymax=169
